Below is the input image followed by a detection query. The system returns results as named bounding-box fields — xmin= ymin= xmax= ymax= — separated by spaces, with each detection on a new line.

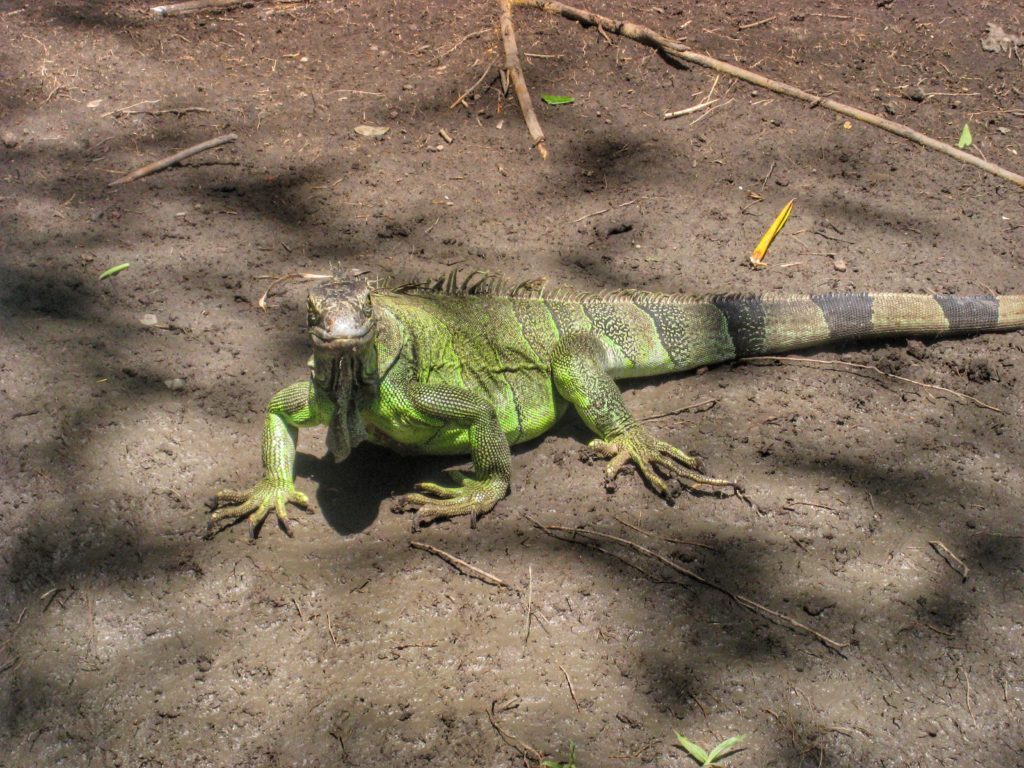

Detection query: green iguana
xmin=210 ymin=270 xmax=1024 ymax=538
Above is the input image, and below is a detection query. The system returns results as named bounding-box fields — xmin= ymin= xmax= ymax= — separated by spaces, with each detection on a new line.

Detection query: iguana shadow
xmin=297 ymin=444 xmax=461 ymax=536
xmin=296 ymin=424 xmax=595 ymax=537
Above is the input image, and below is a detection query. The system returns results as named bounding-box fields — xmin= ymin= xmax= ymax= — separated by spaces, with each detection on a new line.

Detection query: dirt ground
xmin=2 ymin=0 xmax=1024 ymax=765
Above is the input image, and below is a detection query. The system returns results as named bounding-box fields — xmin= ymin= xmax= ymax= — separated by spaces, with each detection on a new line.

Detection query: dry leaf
xmin=751 ymin=199 xmax=794 ymax=266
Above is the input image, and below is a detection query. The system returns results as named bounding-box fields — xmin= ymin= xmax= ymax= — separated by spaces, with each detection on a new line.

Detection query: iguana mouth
xmin=309 ymin=324 xmax=373 ymax=352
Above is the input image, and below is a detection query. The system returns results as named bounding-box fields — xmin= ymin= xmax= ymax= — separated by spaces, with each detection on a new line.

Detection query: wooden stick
xmin=515 ymin=0 xmax=1024 ymax=189
xmin=527 ymin=517 xmax=848 ymax=650
xmin=108 ymin=133 xmax=237 ymax=186
xmin=409 ymin=541 xmax=512 ymax=589
xmin=499 ymin=0 xmax=548 ymax=159
xmin=663 ymin=98 xmax=718 ymax=120
xmin=558 ymin=663 xmax=582 ymax=711
xmin=151 ymin=0 xmax=248 ymax=15
xmin=930 ymin=540 xmax=970 ymax=580
xmin=637 ymin=397 xmax=717 ymax=423
xmin=487 ymin=701 xmax=545 ymax=764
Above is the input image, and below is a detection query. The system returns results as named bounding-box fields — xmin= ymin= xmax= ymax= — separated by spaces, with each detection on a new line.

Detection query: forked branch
xmin=499 ymin=0 xmax=1024 ymax=188
xmin=499 ymin=0 xmax=548 ymax=158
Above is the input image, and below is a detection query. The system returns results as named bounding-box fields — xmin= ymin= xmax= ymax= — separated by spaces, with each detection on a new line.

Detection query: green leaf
xmin=706 ymin=734 xmax=746 ymax=763
xmin=541 ymin=742 xmax=577 ymax=768
xmin=540 ymin=94 xmax=574 ymax=105
xmin=675 ymin=732 xmax=710 ymax=765
xmin=99 ymin=263 xmax=130 ymax=280
xmin=957 ymin=123 xmax=973 ymax=149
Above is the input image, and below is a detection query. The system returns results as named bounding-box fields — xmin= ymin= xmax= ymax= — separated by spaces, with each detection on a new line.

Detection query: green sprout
xmin=674 ymin=732 xmax=746 ymax=767
xmin=98 ymin=262 xmax=130 ymax=280
xmin=957 ymin=123 xmax=973 ymax=149
xmin=540 ymin=94 xmax=575 ymax=105
xmin=541 ymin=741 xmax=577 ymax=768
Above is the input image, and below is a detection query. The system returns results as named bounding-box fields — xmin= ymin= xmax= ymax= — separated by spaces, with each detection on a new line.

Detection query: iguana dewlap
xmin=210 ymin=272 xmax=1024 ymax=538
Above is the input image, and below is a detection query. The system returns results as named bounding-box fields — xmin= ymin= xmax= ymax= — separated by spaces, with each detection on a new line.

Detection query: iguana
xmin=210 ymin=270 xmax=1024 ymax=538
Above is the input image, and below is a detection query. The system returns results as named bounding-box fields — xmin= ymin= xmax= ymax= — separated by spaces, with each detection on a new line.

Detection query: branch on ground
xmin=498 ymin=0 xmax=1024 ymax=189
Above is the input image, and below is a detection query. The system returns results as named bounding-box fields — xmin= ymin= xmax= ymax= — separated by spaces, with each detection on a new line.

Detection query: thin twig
xmin=256 ymin=272 xmax=331 ymax=309
xmin=663 ymin=98 xmax=718 ymax=120
xmin=524 ymin=564 xmax=533 ymax=642
xmin=487 ymin=701 xmax=545 ymax=764
xmin=638 ymin=397 xmax=717 ymax=423
xmin=108 ymin=133 xmax=237 ymax=186
xmin=431 ymin=28 xmax=490 ymax=64
xmin=688 ymin=96 xmax=734 ymax=127
xmin=410 ymin=541 xmax=512 ymax=589
xmin=151 ymin=0 xmax=246 ymax=16
xmin=614 ymin=514 xmax=649 ymax=536
xmin=743 ymin=355 xmax=1004 ymax=414
xmin=570 ymin=198 xmax=638 ymax=223
xmin=930 ymin=540 xmax=970 ymax=580
xmin=514 ymin=0 xmax=1024 ymax=189
xmin=101 ymin=99 xmax=159 ymax=117
xmin=499 ymin=0 xmax=548 ymax=158
xmin=613 ymin=515 xmax=718 ymax=551
xmin=327 ymin=613 xmax=338 ymax=645
xmin=739 ymin=15 xmax=776 ymax=30
xmin=558 ymin=664 xmax=582 ymax=711
xmin=960 ymin=667 xmax=977 ymax=727
xmin=527 ymin=516 xmax=848 ymax=650
xmin=449 ymin=62 xmax=493 ymax=110
xmin=118 ymin=106 xmax=213 ymax=117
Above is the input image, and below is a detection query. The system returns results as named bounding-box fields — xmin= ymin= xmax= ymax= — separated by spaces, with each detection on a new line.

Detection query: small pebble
xmin=163 ymin=378 xmax=186 ymax=391
xmin=1 ymin=131 xmax=18 ymax=148
xmin=139 ymin=314 xmax=159 ymax=326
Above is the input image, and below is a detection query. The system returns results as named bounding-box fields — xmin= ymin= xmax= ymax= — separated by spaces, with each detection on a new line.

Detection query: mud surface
xmin=2 ymin=1 xmax=1024 ymax=766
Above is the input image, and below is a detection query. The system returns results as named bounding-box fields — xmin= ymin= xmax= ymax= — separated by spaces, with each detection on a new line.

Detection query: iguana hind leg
xmin=394 ymin=381 xmax=511 ymax=528
xmin=551 ymin=333 xmax=736 ymax=498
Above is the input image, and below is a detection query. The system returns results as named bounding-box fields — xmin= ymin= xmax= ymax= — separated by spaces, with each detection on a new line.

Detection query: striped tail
xmin=593 ymin=292 xmax=1024 ymax=380
xmin=714 ymin=293 xmax=1024 ymax=357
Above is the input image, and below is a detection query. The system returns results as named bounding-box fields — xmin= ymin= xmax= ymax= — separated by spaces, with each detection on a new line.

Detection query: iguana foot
xmin=397 ymin=470 xmax=508 ymax=529
xmin=589 ymin=427 xmax=736 ymax=498
xmin=208 ymin=480 xmax=309 ymax=539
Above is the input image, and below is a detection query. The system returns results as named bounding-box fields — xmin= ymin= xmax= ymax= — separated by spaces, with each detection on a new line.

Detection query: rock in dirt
xmin=354 ymin=124 xmax=389 ymax=138
xmin=1 ymin=131 xmax=18 ymax=148
xmin=981 ymin=23 xmax=1024 ymax=54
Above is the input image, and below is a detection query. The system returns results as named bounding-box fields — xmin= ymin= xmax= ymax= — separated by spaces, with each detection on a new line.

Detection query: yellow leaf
xmin=843 ymin=120 xmax=852 ymax=129
xmin=751 ymin=199 xmax=794 ymax=266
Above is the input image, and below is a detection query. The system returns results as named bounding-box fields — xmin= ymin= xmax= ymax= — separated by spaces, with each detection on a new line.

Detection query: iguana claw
xmin=208 ymin=480 xmax=308 ymax=539
xmin=589 ymin=427 xmax=736 ymax=498
xmin=397 ymin=470 xmax=508 ymax=529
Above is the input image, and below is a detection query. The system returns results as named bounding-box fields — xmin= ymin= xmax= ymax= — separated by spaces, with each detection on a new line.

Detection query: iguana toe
xmin=208 ymin=480 xmax=307 ymax=539
xmin=398 ymin=472 xmax=508 ymax=529
xmin=589 ymin=429 xmax=735 ymax=498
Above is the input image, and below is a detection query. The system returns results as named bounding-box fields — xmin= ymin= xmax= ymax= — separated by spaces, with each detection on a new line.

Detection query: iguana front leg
xmin=210 ymin=380 xmax=332 ymax=538
xmin=395 ymin=381 xmax=511 ymax=528
xmin=551 ymin=333 xmax=735 ymax=498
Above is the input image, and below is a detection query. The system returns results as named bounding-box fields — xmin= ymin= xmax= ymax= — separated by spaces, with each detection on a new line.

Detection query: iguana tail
xmin=588 ymin=292 xmax=1024 ymax=379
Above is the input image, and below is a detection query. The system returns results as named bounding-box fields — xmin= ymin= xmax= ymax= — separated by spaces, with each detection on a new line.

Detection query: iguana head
xmin=307 ymin=272 xmax=376 ymax=354
xmin=306 ymin=272 xmax=376 ymax=463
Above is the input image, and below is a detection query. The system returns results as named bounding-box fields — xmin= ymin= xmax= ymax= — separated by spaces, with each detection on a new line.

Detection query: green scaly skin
xmin=210 ymin=272 xmax=1024 ymax=537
